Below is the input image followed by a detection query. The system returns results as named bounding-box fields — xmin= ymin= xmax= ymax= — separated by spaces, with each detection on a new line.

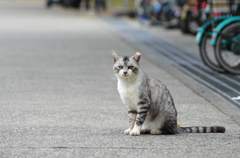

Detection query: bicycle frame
xmin=211 ymin=16 xmax=240 ymax=45
xmin=196 ymin=16 xmax=228 ymax=44
xmin=214 ymin=30 xmax=240 ymax=54
xmin=232 ymin=34 xmax=240 ymax=54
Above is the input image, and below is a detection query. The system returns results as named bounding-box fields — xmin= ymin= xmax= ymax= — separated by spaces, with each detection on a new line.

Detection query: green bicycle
xmin=196 ymin=0 xmax=240 ymax=74
xmin=211 ymin=16 xmax=240 ymax=74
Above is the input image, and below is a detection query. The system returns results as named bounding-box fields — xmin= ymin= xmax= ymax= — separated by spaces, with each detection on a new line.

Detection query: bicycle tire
xmin=199 ymin=33 xmax=226 ymax=73
xmin=215 ymin=22 xmax=240 ymax=75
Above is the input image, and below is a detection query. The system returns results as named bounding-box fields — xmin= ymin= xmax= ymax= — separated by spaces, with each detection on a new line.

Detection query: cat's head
xmin=111 ymin=50 xmax=141 ymax=79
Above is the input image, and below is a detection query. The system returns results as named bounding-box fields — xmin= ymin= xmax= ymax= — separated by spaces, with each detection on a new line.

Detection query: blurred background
xmin=1 ymin=0 xmax=240 ymax=106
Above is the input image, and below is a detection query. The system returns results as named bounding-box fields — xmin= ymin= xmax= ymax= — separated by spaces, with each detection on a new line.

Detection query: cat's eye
xmin=118 ymin=66 xmax=123 ymax=69
xmin=128 ymin=66 xmax=134 ymax=69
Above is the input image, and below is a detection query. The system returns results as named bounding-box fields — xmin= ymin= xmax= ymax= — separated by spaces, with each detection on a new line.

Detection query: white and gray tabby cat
xmin=112 ymin=51 xmax=225 ymax=136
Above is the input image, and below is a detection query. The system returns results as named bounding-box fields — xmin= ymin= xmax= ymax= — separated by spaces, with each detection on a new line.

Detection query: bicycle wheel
xmin=199 ymin=33 xmax=226 ymax=73
xmin=215 ymin=22 xmax=240 ymax=75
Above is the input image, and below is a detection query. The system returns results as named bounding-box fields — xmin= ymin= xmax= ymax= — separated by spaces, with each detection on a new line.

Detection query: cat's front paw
xmin=150 ymin=129 xmax=162 ymax=135
xmin=130 ymin=130 xmax=140 ymax=136
xmin=124 ymin=128 xmax=132 ymax=135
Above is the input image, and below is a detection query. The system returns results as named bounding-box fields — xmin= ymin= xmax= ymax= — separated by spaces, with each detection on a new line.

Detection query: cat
xmin=111 ymin=51 xmax=225 ymax=136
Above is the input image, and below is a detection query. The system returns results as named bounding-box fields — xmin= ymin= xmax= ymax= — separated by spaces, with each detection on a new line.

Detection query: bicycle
xmin=136 ymin=0 xmax=185 ymax=27
xmin=196 ymin=0 xmax=235 ymax=73
xmin=212 ymin=15 xmax=240 ymax=74
xmin=180 ymin=0 xmax=208 ymax=34
xmin=136 ymin=0 xmax=160 ymax=25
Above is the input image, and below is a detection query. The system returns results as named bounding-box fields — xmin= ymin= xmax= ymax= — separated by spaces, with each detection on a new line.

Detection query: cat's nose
xmin=123 ymin=71 xmax=127 ymax=74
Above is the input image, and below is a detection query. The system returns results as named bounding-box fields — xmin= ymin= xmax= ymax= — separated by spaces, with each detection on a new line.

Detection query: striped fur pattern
xmin=112 ymin=51 xmax=225 ymax=136
xmin=181 ymin=126 xmax=225 ymax=133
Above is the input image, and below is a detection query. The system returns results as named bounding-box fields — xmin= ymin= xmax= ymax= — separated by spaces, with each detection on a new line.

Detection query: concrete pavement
xmin=0 ymin=1 xmax=240 ymax=157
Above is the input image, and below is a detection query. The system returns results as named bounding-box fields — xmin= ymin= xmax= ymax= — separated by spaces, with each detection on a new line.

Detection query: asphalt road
xmin=0 ymin=1 xmax=240 ymax=158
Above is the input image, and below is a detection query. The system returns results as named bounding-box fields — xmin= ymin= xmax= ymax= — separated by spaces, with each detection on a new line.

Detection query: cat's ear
xmin=133 ymin=52 xmax=141 ymax=62
xmin=112 ymin=50 xmax=119 ymax=63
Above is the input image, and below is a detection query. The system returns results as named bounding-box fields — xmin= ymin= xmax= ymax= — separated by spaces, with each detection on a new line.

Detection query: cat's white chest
xmin=118 ymin=80 xmax=139 ymax=110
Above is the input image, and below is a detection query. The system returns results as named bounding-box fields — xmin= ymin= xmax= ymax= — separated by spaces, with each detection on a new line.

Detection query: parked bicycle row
xmin=136 ymin=0 xmax=240 ymax=75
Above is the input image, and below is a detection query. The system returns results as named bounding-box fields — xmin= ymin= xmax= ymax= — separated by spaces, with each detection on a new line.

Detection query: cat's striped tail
xmin=178 ymin=126 xmax=225 ymax=133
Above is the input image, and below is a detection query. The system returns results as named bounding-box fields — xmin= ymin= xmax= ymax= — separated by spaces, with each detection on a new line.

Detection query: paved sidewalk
xmin=0 ymin=1 xmax=240 ymax=158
